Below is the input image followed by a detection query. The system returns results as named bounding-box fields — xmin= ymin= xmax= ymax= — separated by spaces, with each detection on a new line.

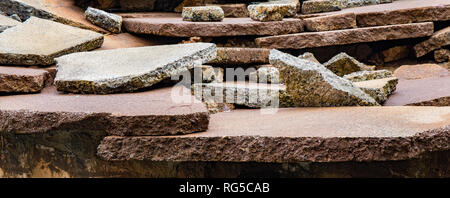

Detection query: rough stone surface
xmin=123 ymin=15 xmax=304 ymax=37
xmin=192 ymin=81 xmax=286 ymax=108
xmin=0 ymin=17 xmax=104 ymax=66
xmin=0 ymin=66 xmax=48 ymax=93
xmin=269 ymin=50 xmax=379 ymax=107
xmin=304 ymin=12 xmax=356 ymax=32
xmin=97 ymin=106 xmax=450 ymax=162
xmin=182 ymin=6 xmax=224 ymax=22
xmin=248 ymin=3 xmax=290 ymax=22
xmin=323 ymin=52 xmax=375 ymax=77
xmin=209 ymin=47 xmax=270 ymax=65
xmin=382 ymin=45 xmax=410 ymax=63
xmin=167 ymin=65 xmax=223 ymax=84
xmin=393 ymin=64 xmax=450 ymax=80
xmin=385 ymin=77 xmax=450 ymax=106
xmin=353 ymin=77 xmax=398 ymax=104
xmin=301 ymin=0 xmax=342 ymax=14
xmin=435 ymin=49 xmax=450 ymax=63
xmin=298 ymin=52 xmax=320 ymax=63
xmin=0 ymin=14 xmax=20 ymax=32
xmin=343 ymin=69 xmax=393 ymax=82
xmin=206 ymin=4 xmax=248 ymax=17
xmin=414 ymin=27 xmax=450 ymax=57
xmin=256 ymin=22 xmax=434 ymax=49
xmin=85 ymin=7 xmax=122 ymax=33
xmin=249 ymin=66 xmax=280 ymax=84
xmin=0 ymin=86 xmax=209 ymax=136
xmin=55 ymin=43 xmax=217 ymax=94
xmin=344 ymin=0 xmax=380 ymax=8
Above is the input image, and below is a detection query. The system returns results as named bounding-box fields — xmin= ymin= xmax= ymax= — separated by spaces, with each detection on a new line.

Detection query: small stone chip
xmin=182 ymin=6 xmax=224 ymax=22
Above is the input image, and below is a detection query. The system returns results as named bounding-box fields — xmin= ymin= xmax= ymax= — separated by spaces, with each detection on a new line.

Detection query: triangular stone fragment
xmin=353 ymin=77 xmax=398 ymax=104
xmin=323 ymin=52 xmax=375 ymax=77
xmin=269 ymin=50 xmax=379 ymax=107
xmin=0 ymin=17 xmax=103 ymax=66
xmin=55 ymin=43 xmax=217 ymax=94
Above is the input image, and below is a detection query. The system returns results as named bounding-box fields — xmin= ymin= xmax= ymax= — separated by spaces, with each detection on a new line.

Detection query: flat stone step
xmin=0 ymin=15 xmax=20 ymax=32
xmin=0 ymin=17 xmax=104 ymax=66
xmin=97 ymin=106 xmax=450 ymax=163
xmin=122 ymin=14 xmax=304 ymax=37
xmin=0 ymin=86 xmax=209 ymax=136
xmin=0 ymin=66 xmax=49 ymax=93
xmin=256 ymin=22 xmax=433 ymax=49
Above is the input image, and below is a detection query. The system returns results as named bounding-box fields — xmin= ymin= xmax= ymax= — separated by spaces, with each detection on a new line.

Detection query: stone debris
xmin=0 ymin=14 xmax=20 ymax=32
xmin=209 ymin=47 xmax=270 ymax=65
xmin=297 ymin=52 xmax=320 ymax=63
xmin=393 ymin=64 xmax=450 ymax=80
xmin=0 ymin=66 xmax=48 ymax=93
xmin=256 ymin=22 xmax=434 ymax=49
xmin=247 ymin=2 xmax=296 ymax=22
xmin=414 ymin=27 xmax=450 ymax=57
xmin=304 ymin=12 xmax=357 ymax=32
xmin=323 ymin=52 xmax=375 ymax=77
xmin=249 ymin=66 xmax=280 ymax=84
xmin=123 ymin=16 xmax=304 ymax=37
xmin=343 ymin=70 xmax=393 ymax=82
xmin=353 ymin=77 xmax=398 ymax=104
xmin=206 ymin=4 xmax=248 ymax=17
xmin=382 ymin=45 xmax=410 ymax=63
xmin=54 ymin=43 xmax=217 ymax=94
xmin=269 ymin=50 xmax=379 ymax=107
xmin=434 ymin=49 xmax=450 ymax=63
xmin=85 ymin=7 xmax=122 ymax=33
xmin=301 ymin=0 xmax=342 ymax=14
xmin=0 ymin=17 xmax=104 ymax=66
xmin=182 ymin=6 xmax=224 ymax=22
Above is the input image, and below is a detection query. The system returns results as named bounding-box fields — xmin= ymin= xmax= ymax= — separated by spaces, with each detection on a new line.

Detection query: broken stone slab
xmin=393 ymin=64 xmax=450 ymax=80
xmin=0 ymin=86 xmax=209 ymax=136
xmin=353 ymin=77 xmax=398 ymax=104
xmin=192 ymin=81 xmax=286 ymax=108
xmin=209 ymin=47 xmax=270 ymax=65
xmin=0 ymin=66 xmax=48 ymax=93
xmin=123 ymin=16 xmax=304 ymax=37
xmin=182 ymin=6 xmax=224 ymax=22
xmin=343 ymin=0 xmax=380 ymax=8
xmin=323 ymin=52 xmax=375 ymax=77
xmin=54 ymin=43 xmax=217 ymax=94
xmin=384 ymin=76 xmax=450 ymax=106
xmin=206 ymin=4 xmax=248 ymax=17
xmin=304 ymin=12 xmax=356 ymax=32
xmin=97 ymin=106 xmax=450 ymax=162
xmin=301 ymin=0 xmax=342 ymax=14
xmin=85 ymin=7 xmax=122 ymax=33
xmin=0 ymin=14 xmax=20 ymax=32
xmin=414 ymin=26 xmax=450 ymax=57
xmin=343 ymin=69 xmax=393 ymax=82
xmin=381 ymin=45 xmax=410 ymax=63
xmin=298 ymin=52 xmax=320 ymax=63
xmin=0 ymin=0 xmax=107 ymax=33
xmin=249 ymin=66 xmax=280 ymax=84
xmin=0 ymin=17 xmax=104 ymax=66
xmin=248 ymin=3 xmax=295 ymax=22
xmin=269 ymin=50 xmax=379 ymax=107
xmin=435 ymin=49 xmax=450 ymax=63
xmin=256 ymin=22 xmax=434 ymax=49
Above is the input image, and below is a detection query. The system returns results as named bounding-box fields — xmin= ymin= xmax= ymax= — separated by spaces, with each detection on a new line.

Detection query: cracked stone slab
xmin=54 ymin=43 xmax=217 ymax=94
xmin=343 ymin=69 xmax=393 ymax=82
xmin=0 ymin=17 xmax=104 ymax=66
xmin=304 ymin=12 xmax=356 ymax=32
xmin=0 ymin=86 xmax=209 ymax=136
xmin=414 ymin=26 xmax=450 ymax=57
xmin=123 ymin=15 xmax=304 ymax=37
xmin=323 ymin=52 xmax=375 ymax=77
xmin=353 ymin=77 xmax=398 ymax=104
xmin=208 ymin=47 xmax=270 ymax=65
xmin=0 ymin=14 xmax=20 ymax=32
xmin=256 ymin=22 xmax=434 ymax=49
xmin=85 ymin=7 xmax=122 ymax=33
xmin=0 ymin=66 xmax=48 ymax=93
xmin=269 ymin=50 xmax=379 ymax=107
xmin=97 ymin=106 xmax=450 ymax=162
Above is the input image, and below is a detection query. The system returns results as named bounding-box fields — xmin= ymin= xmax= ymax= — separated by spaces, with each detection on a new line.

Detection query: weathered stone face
xmin=434 ymin=49 xmax=450 ymax=63
xmin=182 ymin=6 xmax=224 ymax=22
xmin=0 ymin=66 xmax=48 ymax=93
xmin=0 ymin=14 xmax=20 ymax=33
xmin=353 ymin=77 xmax=398 ymax=104
xmin=209 ymin=47 xmax=270 ymax=65
xmin=301 ymin=0 xmax=342 ymax=14
xmin=298 ymin=52 xmax=320 ymax=63
xmin=85 ymin=7 xmax=122 ymax=33
xmin=323 ymin=52 xmax=375 ymax=77
xmin=248 ymin=3 xmax=294 ymax=22
xmin=0 ymin=17 xmax=104 ymax=66
xmin=264 ymin=0 xmax=300 ymax=17
xmin=250 ymin=66 xmax=280 ymax=84
xmin=54 ymin=43 xmax=217 ymax=94
xmin=269 ymin=50 xmax=379 ymax=107
xmin=382 ymin=45 xmax=409 ymax=63
xmin=343 ymin=70 xmax=393 ymax=82
xmin=303 ymin=12 xmax=356 ymax=32
xmin=414 ymin=26 xmax=450 ymax=57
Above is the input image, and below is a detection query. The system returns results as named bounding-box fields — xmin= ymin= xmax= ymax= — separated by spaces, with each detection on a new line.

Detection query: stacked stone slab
xmin=0 ymin=66 xmax=49 ymax=93
xmin=301 ymin=0 xmax=342 ymax=14
xmin=304 ymin=13 xmax=357 ymax=31
xmin=414 ymin=26 xmax=450 ymax=57
xmin=182 ymin=6 xmax=224 ymax=22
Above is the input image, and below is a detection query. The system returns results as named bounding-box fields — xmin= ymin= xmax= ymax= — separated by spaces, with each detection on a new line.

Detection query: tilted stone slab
xmin=0 ymin=66 xmax=48 ymax=93
xmin=123 ymin=16 xmax=304 ymax=37
xmin=54 ymin=43 xmax=217 ymax=94
xmin=97 ymin=107 xmax=450 ymax=162
xmin=0 ymin=17 xmax=104 ymax=66
xmin=343 ymin=69 xmax=393 ymax=82
xmin=208 ymin=47 xmax=270 ymax=65
xmin=353 ymin=77 xmax=398 ymax=104
xmin=414 ymin=26 xmax=450 ymax=57
xmin=304 ymin=12 xmax=356 ymax=32
xmin=0 ymin=14 xmax=20 ymax=32
xmin=85 ymin=7 xmax=122 ymax=33
xmin=269 ymin=50 xmax=379 ymax=106
xmin=256 ymin=22 xmax=434 ymax=49
xmin=0 ymin=86 xmax=209 ymax=136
